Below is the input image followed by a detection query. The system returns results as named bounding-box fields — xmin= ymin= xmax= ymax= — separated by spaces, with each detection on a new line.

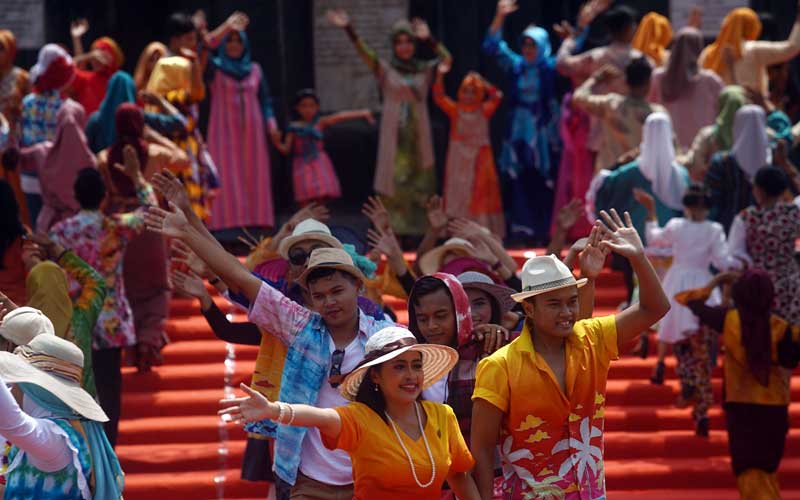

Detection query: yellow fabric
xmin=722 ymin=310 xmax=794 ymax=405
xmin=146 ymin=56 xmax=193 ymax=101
xmin=325 ymin=401 xmax=473 ymax=500
xmin=702 ymin=8 xmax=762 ymax=77
xmin=736 ymin=468 xmax=781 ymax=500
xmin=25 ymin=261 xmax=73 ymax=340
xmin=632 ymin=12 xmax=673 ymax=66
xmin=472 ymin=315 xmax=618 ymax=497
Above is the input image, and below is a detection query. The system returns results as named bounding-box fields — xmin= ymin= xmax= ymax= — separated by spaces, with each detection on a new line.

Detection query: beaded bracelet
xmin=286 ymin=404 xmax=296 ymax=426
xmin=276 ymin=402 xmax=286 ymax=423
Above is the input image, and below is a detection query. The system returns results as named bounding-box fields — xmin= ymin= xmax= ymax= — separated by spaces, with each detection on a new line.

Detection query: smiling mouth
xmin=399 ymin=383 xmax=419 ymax=392
xmin=557 ymin=320 xmax=573 ymax=329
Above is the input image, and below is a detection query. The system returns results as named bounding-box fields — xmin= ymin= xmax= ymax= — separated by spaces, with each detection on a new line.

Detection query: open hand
xmin=144 ymin=203 xmax=190 ymax=238
xmin=226 ymin=11 xmax=249 ymax=32
xmin=219 ymin=383 xmax=276 ymax=423
xmin=596 ymin=209 xmax=645 ymax=259
xmin=362 ymin=196 xmax=391 ymax=232
xmin=437 ymin=60 xmax=452 ymax=74
xmin=555 ymin=199 xmax=583 ymax=231
xmin=578 ymin=225 xmax=610 ymax=279
xmin=425 ymin=195 xmax=449 ymax=234
xmin=0 ymin=291 xmax=18 ymax=321
xmin=411 ymin=18 xmax=431 ymax=40
xmin=495 ymin=0 xmax=519 ymax=18
xmin=553 ymin=21 xmax=577 ymax=40
xmin=287 ymin=202 xmax=330 ymax=230
xmin=326 ymin=9 xmax=350 ymax=28
xmin=152 ymin=170 xmax=192 ymax=214
xmin=70 ymin=18 xmax=89 ymax=39
xmin=113 ymin=144 xmax=142 ymax=181
xmin=577 ymin=0 xmax=612 ymax=28
xmin=171 ymin=268 xmax=207 ymax=300
xmin=172 ymin=239 xmax=213 ymax=279
xmin=192 ymin=10 xmax=208 ymax=32
xmin=367 ymin=227 xmax=402 ymax=260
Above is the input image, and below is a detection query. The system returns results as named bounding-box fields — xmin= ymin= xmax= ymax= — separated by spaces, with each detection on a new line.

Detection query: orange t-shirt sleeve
xmin=323 ymin=404 xmax=363 ymax=453
xmin=579 ymin=315 xmax=619 ymax=361
xmin=472 ymin=355 xmax=510 ymax=412
xmin=445 ymin=405 xmax=475 ymax=473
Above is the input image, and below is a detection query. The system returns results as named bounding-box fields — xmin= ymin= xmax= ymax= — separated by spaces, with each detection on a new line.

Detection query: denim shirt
xmin=247 ymin=282 xmax=395 ymax=485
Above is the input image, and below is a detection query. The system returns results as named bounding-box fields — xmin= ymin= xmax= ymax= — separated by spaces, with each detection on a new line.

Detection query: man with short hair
xmin=470 ymin=210 xmax=670 ymax=500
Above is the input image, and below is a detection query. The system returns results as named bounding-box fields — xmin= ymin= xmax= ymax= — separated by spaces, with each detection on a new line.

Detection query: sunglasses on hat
xmin=288 ymin=244 xmax=326 ymax=266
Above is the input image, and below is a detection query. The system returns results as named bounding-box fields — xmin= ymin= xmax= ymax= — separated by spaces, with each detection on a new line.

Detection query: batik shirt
xmin=20 ymin=90 xmax=63 ymax=146
xmin=473 ymin=316 xmax=618 ymax=500
xmin=50 ymin=183 xmax=156 ymax=349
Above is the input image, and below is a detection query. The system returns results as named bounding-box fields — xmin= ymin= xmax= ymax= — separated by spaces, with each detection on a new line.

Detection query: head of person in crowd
xmin=106 ymin=102 xmax=148 ymax=198
xmin=715 ymin=85 xmax=748 ymax=150
xmin=0 ymin=306 xmax=55 ymax=352
xmin=342 ymin=327 xmax=457 ymax=419
xmin=88 ymin=71 xmax=138 ymax=152
xmin=519 ymin=25 xmax=551 ymax=65
xmin=278 ymin=218 xmax=343 ymax=282
xmin=661 ymin=27 xmax=704 ymax=102
xmin=89 ymin=36 xmax=124 ymax=75
xmin=134 ymin=42 xmax=167 ymax=90
xmin=225 ymin=30 xmax=247 ymax=60
xmin=625 ymin=56 xmax=653 ymax=99
xmin=604 ymin=4 xmax=638 ymax=45
xmin=297 ymin=248 xmax=366 ymax=331
xmin=165 ymin=12 xmax=198 ymax=54
xmin=293 ymin=88 xmax=321 ymax=123
xmin=24 ymin=254 xmax=73 ymax=340
xmin=390 ymin=19 xmax=417 ymax=68
xmin=457 ymin=72 xmax=486 ymax=107
xmin=408 ymin=273 xmax=472 ymax=350
xmin=637 ymin=112 xmax=688 ymax=211
xmin=752 ymin=165 xmax=790 ymax=206
xmin=0 ymin=30 xmax=17 ymax=75
xmin=419 ymin=237 xmax=477 ymax=275
xmin=74 ymin=167 xmax=106 ymax=212
xmin=30 ymin=44 xmax=76 ymax=92
xmin=702 ymin=8 xmax=761 ymax=76
xmin=512 ymin=255 xmax=587 ymax=340
xmin=0 ymin=180 xmax=23 ymax=270
xmin=631 ymin=12 xmax=673 ymax=66
xmin=456 ymin=271 xmax=515 ymax=327
xmin=732 ymin=104 xmax=770 ymax=180
xmin=681 ymin=183 xmax=713 ymax=222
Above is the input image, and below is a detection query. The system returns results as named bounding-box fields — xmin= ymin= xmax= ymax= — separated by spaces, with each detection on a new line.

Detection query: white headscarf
xmin=636 ymin=112 xmax=688 ymax=210
xmin=29 ymin=44 xmax=73 ymax=84
xmin=732 ymin=105 xmax=771 ymax=181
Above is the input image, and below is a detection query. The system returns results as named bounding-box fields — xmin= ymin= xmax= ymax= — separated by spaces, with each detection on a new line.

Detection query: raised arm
xmin=432 ymin=61 xmax=457 ymax=117
xmin=70 ymin=19 xmax=89 ymax=67
xmin=575 ymin=226 xmax=609 ymax=320
xmin=205 ymin=11 xmax=249 ymax=49
xmin=328 ymin=9 xmax=381 ymax=74
xmin=481 ymin=77 xmax=503 ymax=117
xmin=572 ymin=65 xmax=620 ymax=118
xmin=747 ymin=5 xmax=800 ymax=68
xmin=483 ymin=1 xmax=523 ymax=73
xmin=555 ymin=0 xmax=610 ymax=79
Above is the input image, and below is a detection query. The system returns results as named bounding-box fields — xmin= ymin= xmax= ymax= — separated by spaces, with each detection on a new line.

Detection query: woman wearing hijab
xmin=700 ymin=6 xmax=800 ymax=95
xmin=16 ymin=100 xmax=96 ymax=231
xmin=632 ymin=12 xmax=673 ymax=67
xmin=328 ymin=10 xmax=451 ymax=236
xmin=205 ymin=25 xmax=277 ymax=231
xmin=677 ymin=270 xmax=800 ymax=499
xmin=133 ymin=42 xmax=167 ymax=91
xmin=706 ymin=105 xmax=772 ymax=232
xmin=649 ymin=28 xmax=724 ymax=150
xmin=69 ymin=29 xmax=125 ymax=116
xmin=85 ymin=71 xmax=186 ymax=153
xmin=483 ymin=2 xmax=561 ymax=241
xmin=0 ymin=30 xmax=30 ymax=135
xmin=0 ymin=180 xmax=26 ymax=306
xmin=97 ymin=103 xmax=188 ymax=373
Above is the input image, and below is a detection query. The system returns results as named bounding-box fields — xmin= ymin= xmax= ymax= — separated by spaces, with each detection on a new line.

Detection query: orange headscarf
xmin=0 ymin=30 xmax=17 ymax=74
xmin=133 ymin=42 xmax=167 ymax=90
xmin=702 ymin=7 xmax=762 ymax=76
xmin=457 ymin=72 xmax=486 ymax=108
xmin=631 ymin=12 xmax=673 ymax=66
xmin=90 ymin=37 xmax=124 ymax=74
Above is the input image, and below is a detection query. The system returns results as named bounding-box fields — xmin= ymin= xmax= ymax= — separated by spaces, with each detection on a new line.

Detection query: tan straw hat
xmin=511 ymin=254 xmax=587 ymax=303
xmin=0 ymin=307 xmax=55 ymax=346
xmin=418 ymin=237 xmax=476 ymax=275
xmin=0 ymin=335 xmax=108 ymax=422
xmin=296 ymin=248 xmax=367 ymax=290
xmin=457 ymin=271 xmax=517 ymax=314
xmin=278 ymin=218 xmax=343 ymax=259
xmin=339 ymin=327 xmax=458 ymax=401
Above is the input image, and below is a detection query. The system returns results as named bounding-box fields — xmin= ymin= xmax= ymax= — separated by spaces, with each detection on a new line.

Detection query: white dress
xmin=646 ymin=218 xmax=739 ymax=343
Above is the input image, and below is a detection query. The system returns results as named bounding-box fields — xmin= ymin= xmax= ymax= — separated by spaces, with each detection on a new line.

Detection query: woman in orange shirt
xmin=219 ymin=326 xmax=479 ymax=500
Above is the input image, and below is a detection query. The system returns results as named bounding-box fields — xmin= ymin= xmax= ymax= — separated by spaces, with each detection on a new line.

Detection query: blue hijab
xmin=211 ymin=31 xmax=252 ymax=81
xmin=86 ymin=71 xmax=137 ymax=152
xmin=19 ymin=383 xmax=124 ymax=500
xmin=521 ymin=26 xmax=552 ymax=66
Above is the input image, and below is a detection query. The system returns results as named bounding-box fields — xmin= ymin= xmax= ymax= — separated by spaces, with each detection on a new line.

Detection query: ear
xmin=521 ymin=299 xmax=536 ymax=318
xmin=368 ymin=367 xmax=381 ymax=385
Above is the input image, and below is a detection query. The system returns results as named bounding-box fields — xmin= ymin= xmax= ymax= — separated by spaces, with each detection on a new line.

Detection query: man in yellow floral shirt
xmin=471 ymin=209 xmax=670 ymax=499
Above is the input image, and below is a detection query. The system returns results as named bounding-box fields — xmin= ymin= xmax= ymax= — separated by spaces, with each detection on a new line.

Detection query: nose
xmin=425 ymin=317 xmax=439 ymax=332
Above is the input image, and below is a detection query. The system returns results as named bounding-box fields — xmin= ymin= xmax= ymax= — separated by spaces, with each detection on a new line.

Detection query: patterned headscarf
xmin=731 ymin=270 xmax=774 ymax=386
xmin=408 ymin=273 xmax=473 ymax=349
xmin=702 ymin=8 xmax=762 ymax=77
xmin=632 ymin=12 xmax=673 ymax=66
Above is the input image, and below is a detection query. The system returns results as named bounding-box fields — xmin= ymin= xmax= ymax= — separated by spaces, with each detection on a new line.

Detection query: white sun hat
xmin=418 ymin=237 xmax=476 ymax=275
xmin=511 ymin=254 xmax=587 ymax=303
xmin=0 ymin=307 xmax=55 ymax=346
xmin=339 ymin=327 xmax=458 ymax=401
xmin=278 ymin=218 xmax=343 ymax=259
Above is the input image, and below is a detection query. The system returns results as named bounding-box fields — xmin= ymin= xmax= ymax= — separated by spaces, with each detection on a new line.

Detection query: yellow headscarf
xmin=145 ymin=55 xmax=192 ymax=98
xmin=25 ymin=261 xmax=73 ymax=340
xmin=702 ymin=7 xmax=762 ymax=77
xmin=631 ymin=12 xmax=673 ymax=66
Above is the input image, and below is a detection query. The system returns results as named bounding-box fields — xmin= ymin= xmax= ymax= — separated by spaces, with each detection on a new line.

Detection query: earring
xmin=374 ymin=385 xmax=380 ymax=392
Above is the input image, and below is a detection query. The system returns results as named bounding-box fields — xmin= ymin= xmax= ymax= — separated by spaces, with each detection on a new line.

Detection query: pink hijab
xmin=38 ymin=100 xmax=97 ymax=228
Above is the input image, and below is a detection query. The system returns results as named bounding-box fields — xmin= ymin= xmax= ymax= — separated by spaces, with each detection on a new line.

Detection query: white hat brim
xmin=340 ymin=344 xmax=458 ymax=401
xmin=278 ymin=233 xmax=343 ymax=259
xmin=418 ymin=243 xmax=475 ymax=275
xmin=511 ymin=277 xmax=588 ymax=303
xmin=0 ymin=352 xmax=108 ymax=422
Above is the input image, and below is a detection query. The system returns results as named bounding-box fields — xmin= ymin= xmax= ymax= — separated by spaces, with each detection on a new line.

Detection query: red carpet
xmin=118 ymin=253 xmax=800 ymax=499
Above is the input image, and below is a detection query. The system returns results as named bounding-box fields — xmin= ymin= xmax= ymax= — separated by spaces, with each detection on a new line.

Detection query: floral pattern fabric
xmin=20 ymin=90 xmax=64 ymax=146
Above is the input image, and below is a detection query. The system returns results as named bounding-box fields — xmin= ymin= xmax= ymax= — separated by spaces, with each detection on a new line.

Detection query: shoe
xmin=696 ymin=417 xmax=710 ymax=437
xmin=650 ymin=361 xmax=665 ymax=385
xmin=638 ymin=334 xmax=649 ymax=359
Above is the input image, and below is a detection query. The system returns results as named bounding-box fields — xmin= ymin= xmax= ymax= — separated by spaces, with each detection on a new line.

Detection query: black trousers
xmin=93 ymin=347 xmax=122 ymax=447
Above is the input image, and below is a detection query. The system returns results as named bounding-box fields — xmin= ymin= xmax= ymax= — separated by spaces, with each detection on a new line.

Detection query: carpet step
xmin=603 ymin=403 xmax=800 ymax=431
xmin=161 ymin=340 xmax=259 ymax=365
xmin=604 ymin=429 xmax=800 ymax=459
xmin=606 ymin=490 xmax=800 ymax=500
xmin=118 ymin=441 xmax=247 ymax=474
xmin=123 ymin=468 xmax=266 ymax=498
xmin=118 ymin=415 xmax=247 ymax=445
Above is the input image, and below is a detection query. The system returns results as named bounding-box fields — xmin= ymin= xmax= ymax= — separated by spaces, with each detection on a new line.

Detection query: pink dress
xmin=207 ymin=63 xmax=275 ymax=229
xmin=289 ymin=121 xmax=341 ymax=203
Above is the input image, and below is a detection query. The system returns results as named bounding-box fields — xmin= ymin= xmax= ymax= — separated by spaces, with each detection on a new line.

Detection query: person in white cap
xmin=219 ymin=326 xmax=479 ymax=499
xmin=0 ymin=334 xmax=123 ymax=499
xmin=471 ymin=209 xmax=670 ymax=500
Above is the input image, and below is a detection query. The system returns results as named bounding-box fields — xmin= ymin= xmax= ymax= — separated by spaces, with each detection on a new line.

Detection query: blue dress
xmin=483 ymin=27 xmax=561 ymax=240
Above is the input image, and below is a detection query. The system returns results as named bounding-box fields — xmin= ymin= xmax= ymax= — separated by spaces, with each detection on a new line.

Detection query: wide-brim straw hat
xmin=0 ymin=307 xmax=55 ymax=346
xmin=511 ymin=254 xmax=587 ymax=303
xmin=278 ymin=218 xmax=343 ymax=259
xmin=0 ymin=335 xmax=108 ymax=422
xmin=340 ymin=327 xmax=458 ymax=401
xmin=296 ymin=247 xmax=367 ymax=290
xmin=418 ymin=237 xmax=476 ymax=275
xmin=457 ymin=271 xmax=517 ymax=314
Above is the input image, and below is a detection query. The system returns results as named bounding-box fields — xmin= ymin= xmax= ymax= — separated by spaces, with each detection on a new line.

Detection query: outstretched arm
xmin=318 ymin=109 xmax=373 ymax=129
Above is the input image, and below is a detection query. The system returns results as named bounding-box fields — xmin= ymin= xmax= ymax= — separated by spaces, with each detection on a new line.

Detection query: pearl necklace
xmin=385 ymin=402 xmax=436 ymax=489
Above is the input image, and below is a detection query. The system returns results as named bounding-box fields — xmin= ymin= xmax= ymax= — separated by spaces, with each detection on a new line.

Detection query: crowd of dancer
xmin=1 ymin=1 xmax=800 ymax=499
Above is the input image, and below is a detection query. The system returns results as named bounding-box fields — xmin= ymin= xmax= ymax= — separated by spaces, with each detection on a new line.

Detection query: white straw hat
xmin=511 ymin=254 xmax=587 ymax=303
xmin=339 ymin=327 xmax=458 ymax=401
xmin=418 ymin=238 xmax=476 ymax=275
xmin=0 ymin=307 xmax=55 ymax=346
xmin=278 ymin=218 xmax=343 ymax=259
xmin=0 ymin=335 xmax=108 ymax=422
